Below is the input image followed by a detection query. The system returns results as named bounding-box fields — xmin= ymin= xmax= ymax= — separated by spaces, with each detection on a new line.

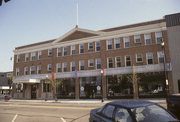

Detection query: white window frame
xmin=146 ymin=53 xmax=153 ymax=64
xmin=79 ymin=60 xmax=85 ymax=70
xmin=79 ymin=44 xmax=84 ymax=54
xmin=31 ymin=52 xmax=36 ymax=61
xmin=71 ymin=61 xmax=76 ymax=72
xmin=136 ymin=54 xmax=143 ymax=63
xmin=156 ymin=32 xmax=163 ymax=44
xmin=30 ymin=66 xmax=36 ymax=75
xmin=56 ymin=63 xmax=61 ymax=72
xmin=134 ymin=35 xmax=141 ymax=43
xmin=157 ymin=51 xmax=164 ymax=63
xmin=107 ymin=39 xmax=113 ymax=50
xmin=24 ymin=67 xmax=28 ymax=75
xmin=57 ymin=47 xmax=62 ymax=57
xmin=25 ymin=53 xmax=29 ymax=62
xmin=115 ymin=56 xmax=121 ymax=68
xmin=16 ymin=55 xmax=20 ymax=63
xmin=47 ymin=64 xmax=52 ymax=72
xmin=62 ymin=62 xmax=67 ymax=72
xmin=125 ymin=55 xmax=131 ymax=67
xmin=63 ymin=47 xmax=67 ymax=56
xmin=16 ymin=68 xmax=19 ymax=76
xmin=37 ymin=65 xmax=42 ymax=74
xmin=88 ymin=59 xmax=94 ymax=67
xmin=48 ymin=49 xmax=52 ymax=56
xmin=114 ymin=38 xmax=121 ymax=49
xmin=88 ymin=42 xmax=94 ymax=51
xmin=37 ymin=51 xmax=42 ymax=60
xmin=95 ymin=41 xmax=101 ymax=52
xmin=124 ymin=37 xmax=130 ymax=48
xmin=96 ymin=58 xmax=101 ymax=69
xmin=144 ymin=33 xmax=152 ymax=45
xmin=107 ymin=57 xmax=113 ymax=68
xmin=71 ymin=45 xmax=76 ymax=55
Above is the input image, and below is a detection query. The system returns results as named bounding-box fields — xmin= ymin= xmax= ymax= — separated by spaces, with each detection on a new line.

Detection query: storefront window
xmin=15 ymin=83 xmax=23 ymax=93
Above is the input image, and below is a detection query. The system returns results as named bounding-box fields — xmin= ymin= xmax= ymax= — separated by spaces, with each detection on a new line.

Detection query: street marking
xmin=12 ymin=114 xmax=18 ymax=122
xmin=60 ymin=117 xmax=66 ymax=122
xmin=0 ymin=104 xmax=95 ymax=110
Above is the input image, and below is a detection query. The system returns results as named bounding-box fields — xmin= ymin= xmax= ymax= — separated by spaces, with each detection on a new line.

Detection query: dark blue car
xmin=89 ymin=100 xmax=179 ymax=122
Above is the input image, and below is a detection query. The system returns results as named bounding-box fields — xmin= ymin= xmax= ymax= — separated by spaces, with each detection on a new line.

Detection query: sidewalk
xmin=2 ymin=98 xmax=166 ymax=104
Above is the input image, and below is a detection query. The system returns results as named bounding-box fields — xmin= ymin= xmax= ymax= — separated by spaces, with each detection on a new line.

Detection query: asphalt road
xmin=0 ymin=101 xmax=104 ymax=122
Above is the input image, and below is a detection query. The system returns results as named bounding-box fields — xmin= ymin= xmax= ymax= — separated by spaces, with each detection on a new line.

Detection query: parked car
xmin=89 ymin=100 xmax=179 ymax=122
xmin=167 ymin=94 xmax=180 ymax=119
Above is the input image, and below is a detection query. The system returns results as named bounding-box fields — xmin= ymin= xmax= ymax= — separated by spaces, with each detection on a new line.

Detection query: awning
xmin=13 ymin=79 xmax=41 ymax=84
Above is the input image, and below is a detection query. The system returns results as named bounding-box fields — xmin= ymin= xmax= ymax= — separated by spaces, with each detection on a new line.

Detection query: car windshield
xmin=132 ymin=105 xmax=177 ymax=122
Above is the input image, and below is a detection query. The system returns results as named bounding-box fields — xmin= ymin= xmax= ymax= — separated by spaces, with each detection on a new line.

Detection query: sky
xmin=0 ymin=0 xmax=180 ymax=72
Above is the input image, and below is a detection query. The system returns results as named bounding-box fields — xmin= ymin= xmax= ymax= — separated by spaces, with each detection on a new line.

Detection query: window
xmin=63 ymin=47 xmax=67 ymax=56
xmin=25 ymin=53 xmax=29 ymax=62
xmin=79 ymin=44 xmax=84 ymax=54
xmin=96 ymin=58 xmax=101 ymax=69
xmin=24 ymin=67 xmax=28 ymax=75
xmin=16 ymin=68 xmax=20 ymax=76
xmin=157 ymin=51 xmax=164 ymax=63
xmin=37 ymin=65 xmax=42 ymax=74
xmin=107 ymin=57 xmax=113 ymax=68
xmin=107 ymin=39 xmax=113 ymax=50
xmin=71 ymin=61 xmax=76 ymax=71
xmin=62 ymin=62 xmax=67 ymax=72
xmin=125 ymin=56 xmax=131 ymax=66
xmin=124 ymin=37 xmax=130 ymax=48
xmin=79 ymin=60 xmax=84 ymax=70
xmin=88 ymin=42 xmax=94 ymax=51
xmin=88 ymin=59 xmax=94 ymax=67
xmin=47 ymin=64 xmax=52 ymax=72
xmin=144 ymin=34 xmax=152 ymax=45
xmin=156 ymin=32 xmax=163 ymax=44
xmin=56 ymin=63 xmax=61 ymax=72
xmin=146 ymin=53 xmax=153 ymax=64
xmin=30 ymin=66 xmax=36 ymax=74
xmin=48 ymin=49 xmax=52 ymax=56
xmin=115 ymin=57 xmax=121 ymax=67
xmin=102 ymin=105 xmax=115 ymax=119
xmin=95 ymin=41 xmax=101 ymax=51
xmin=136 ymin=54 xmax=143 ymax=63
xmin=134 ymin=35 xmax=141 ymax=43
xmin=115 ymin=108 xmax=132 ymax=122
xmin=31 ymin=52 xmax=36 ymax=61
xmin=16 ymin=55 xmax=20 ymax=63
xmin=43 ymin=83 xmax=51 ymax=92
xmin=114 ymin=38 xmax=121 ymax=49
xmin=57 ymin=48 xmax=62 ymax=57
xmin=71 ymin=45 xmax=76 ymax=55
xmin=37 ymin=51 xmax=42 ymax=60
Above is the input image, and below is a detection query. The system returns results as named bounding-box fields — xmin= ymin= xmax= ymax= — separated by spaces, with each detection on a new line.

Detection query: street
xmin=0 ymin=99 xmax=166 ymax=122
xmin=0 ymin=101 xmax=105 ymax=122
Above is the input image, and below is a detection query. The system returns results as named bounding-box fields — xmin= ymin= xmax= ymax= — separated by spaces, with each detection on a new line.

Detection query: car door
xmin=114 ymin=107 xmax=133 ymax=122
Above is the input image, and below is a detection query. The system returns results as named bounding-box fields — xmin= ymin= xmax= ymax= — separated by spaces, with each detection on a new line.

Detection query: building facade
xmin=0 ymin=72 xmax=12 ymax=95
xmin=13 ymin=13 xmax=179 ymax=99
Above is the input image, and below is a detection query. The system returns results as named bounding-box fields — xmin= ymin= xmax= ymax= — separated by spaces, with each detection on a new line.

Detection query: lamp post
xmin=101 ymin=69 xmax=104 ymax=102
xmin=161 ymin=42 xmax=169 ymax=94
xmin=45 ymin=75 xmax=48 ymax=101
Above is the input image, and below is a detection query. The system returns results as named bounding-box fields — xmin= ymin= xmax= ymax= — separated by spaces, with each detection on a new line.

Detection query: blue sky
xmin=0 ymin=0 xmax=180 ymax=72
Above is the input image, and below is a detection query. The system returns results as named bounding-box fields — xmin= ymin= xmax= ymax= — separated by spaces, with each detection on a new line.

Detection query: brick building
xmin=12 ymin=13 xmax=180 ymax=99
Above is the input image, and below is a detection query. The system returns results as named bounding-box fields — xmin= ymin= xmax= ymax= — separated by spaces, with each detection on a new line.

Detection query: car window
xmin=102 ymin=105 xmax=115 ymax=119
xmin=132 ymin=105 xmax=177 ymax=122
xmin=115 ymin=108 xmax=132 ymax=122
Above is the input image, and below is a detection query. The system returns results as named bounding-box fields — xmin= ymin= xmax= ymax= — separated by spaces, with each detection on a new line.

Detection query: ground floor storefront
xmin=13 ymin=71 xmax=169 ymax=100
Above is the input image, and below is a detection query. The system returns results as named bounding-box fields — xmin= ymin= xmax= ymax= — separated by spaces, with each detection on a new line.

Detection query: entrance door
xmin=31 ymin=84 xmax=37 ymax=99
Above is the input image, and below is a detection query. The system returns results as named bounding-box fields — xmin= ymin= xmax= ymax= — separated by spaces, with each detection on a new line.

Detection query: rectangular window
xmin=47 ymin=64 xmax=52 ymax=72
xmin=144 ymin=34 xmax=152 ymax=45
xmin=25 ymin=53 xmax=29 ymax=62
xmin=24 ymin=67 xmax=28 ymax=75
xmin=107 ymin=57 xmax=113 ymax=68
xmin=95 ymin=41 xmax=101 ymax=51
xmin=134 ymin=35 xmax=141 ymax=43
xmin=57 ymin=48 xmax=62 ymax=57
xmin=37 ymin=51 xmax=42 ymax=60
xmin=124 ymin=37 xmax=130 ymax=48
xmin=48 ymin=49 xmax=52 ymax=56
xmin=30 ymin=66 xmax=36 ymax=74
xmin=136 ymin=54 xmax=143 ymax=63
xmin=43 ymin=83 xmax=51 ymax=92
xmin=107 ymin=39 xmax=113 ymax=50
xmin=146 ymin=53 xmax=153 ymax=64
xmin=63 ymin=47 xmax=67 ymax=56
xmin=16 ymin=68 xmax=20 ymax=76
xmin=71 ymin=61 xmax=76 ymax=71
xmin=114 ymin=38 xmax=120 ymax=49
xmin=79 ymin=44 xmax=84 ymax=54
xmin=125 ymin=56 xmax=131 ymax=66
xmin=79 ymin=60 xmax=84 ymax=70
xmin=88 ymin=42 xmax=94 ymax=51
xmin=157 ymin=51 xmax=164 ymax=63
xmin=16 ymin=55 xmax=20 ymax=63
xmin=56 ymin=63 xmax=61 ymax=72
xmin=88 ymin=59 xmax=94 ymax=67
xmin=31 ymin=52 xmax=36 ymax=61
xmin=156 ymin=32 xmax=163 ymax=44
xmin=62 ymin=62 xmax=67 ymax=72
xmin=96 ymin=58 xmax=101 ymax=69
xmin=71 ymin=45 xmax=76 ymax=55
xmin=115 ymin=57 xmax=121 ymax=67
xmin=37 ymin=65 xmax=42 ymax=74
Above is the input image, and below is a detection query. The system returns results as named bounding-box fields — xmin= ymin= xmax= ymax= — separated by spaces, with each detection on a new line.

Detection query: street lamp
xmin=161 ymin=41 xmax=169 ymax=94
xmin=101 ymin=69 xmax=104 ymax=102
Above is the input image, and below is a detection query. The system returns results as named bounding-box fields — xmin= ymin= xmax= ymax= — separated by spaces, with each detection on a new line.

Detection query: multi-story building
xmin=12 ymin=13 xmax=180 ymax=100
